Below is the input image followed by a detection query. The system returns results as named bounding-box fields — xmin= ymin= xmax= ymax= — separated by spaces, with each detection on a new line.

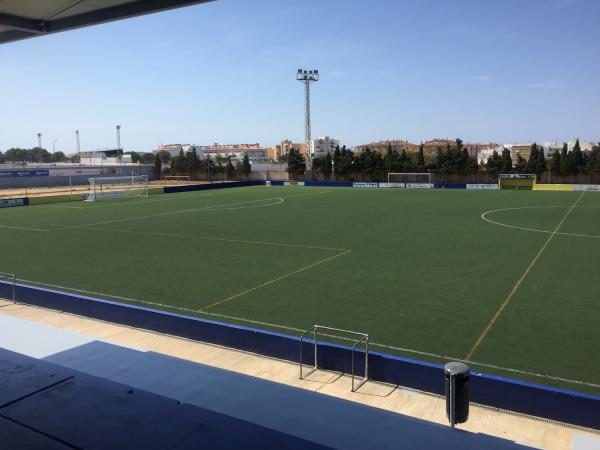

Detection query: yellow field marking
xmin=465 ymin=192 xmax=586 ymax=361
xmin=87 ymin=226 xmax=349 ymax=252
xmin=201 ymin=249 xmax=351 ymax=311
xmin=6 ymin=276 xmax=599 ymax=389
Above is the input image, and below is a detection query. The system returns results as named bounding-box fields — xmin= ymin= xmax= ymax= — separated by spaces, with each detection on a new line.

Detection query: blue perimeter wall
xmin=270 ymin=181 xmax=480 ymax=189
xmin=0 ymin=280 xmax=598 ymax=429
xmin=164 ymin=180 xmax=263 ymax=193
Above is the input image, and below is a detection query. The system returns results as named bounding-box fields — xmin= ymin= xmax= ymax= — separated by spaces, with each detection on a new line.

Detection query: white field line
xmin=86 ymin=227 xmax=349 ymax=252
xmin=0 ymin=190 xmax=331 ymax=233
xmin=481 ymin=205 xmax=600 ymax=239
xmin=0 ymin=225 xmax=48 ymax=231
xmin=12 ymin=277 xmax=600 ymax=390
xmin=48 ymin=192 xmax=214 ymax=209
xmin=51 ymin=197 xmax=285 ymax=231
xmin=50 ymin=190 xmax=331 ymax=232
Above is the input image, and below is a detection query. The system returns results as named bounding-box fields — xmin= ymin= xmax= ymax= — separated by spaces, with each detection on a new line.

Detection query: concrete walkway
xmin=1 ymin=299 xmax=598 ymax=450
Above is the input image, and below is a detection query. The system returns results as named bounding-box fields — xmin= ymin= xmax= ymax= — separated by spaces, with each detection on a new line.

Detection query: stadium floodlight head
xmin=296 ymin=68 xmax=319 ymax=171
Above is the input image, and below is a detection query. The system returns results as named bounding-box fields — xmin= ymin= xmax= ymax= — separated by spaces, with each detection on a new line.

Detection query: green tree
xmin=241 ymin=153 xmax=251 ymax=176
xmin=154 ymin=153 xmax=162 ymax=178
xmin=186 ymin=148 xmax=201 ymax=175
xmin=51 ymin=151 xmax=68 ymax=162
xmin=173 ymin=149 xmax=186 ymax=174
xmin=129 ymin=151 xmax=141 ymax=163
xmin=527 ymin=143 xmax=539 ymax=173
xmin=536 ymin=146 xmax=547 ymax=175
xmin=334 ymin=146 xmax=354 ymax=178
xmin=226 ymin=158 xmax=235 ymax=179
xmin=560 ymin=143 xmax=569 ymax=175
xmin=486 ymin=150 xmax=501 ymax=175
xmin=515 ymin=155 xmax=528 ymax=172
xmin=0 ymin=152 xmax=4 ymax=164
xmin=500 ymin=148 xmax=513 ymax=173
xmin=550 ymin=150 xmax=561 ymax=176
xmin=157 ymin=151 xmax=171 ymax=164
xmin=286 ymin=148 xmax=306 ymax=178
xmin=586 ymin=144 xmax=600 ymax=175
xmin=139 ymin=152 xmax=155 ymax=164
xmin=416 ymin=143 xmax=425 ymax=169
xmin=323 ymin=152 xmax=333 ymax=177
xmin=572 ymin=139 xmax=584 ymax=174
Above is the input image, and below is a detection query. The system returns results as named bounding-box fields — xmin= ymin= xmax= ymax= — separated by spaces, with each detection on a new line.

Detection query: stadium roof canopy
xmin=0 ymin=0 xmax=214 ymax=45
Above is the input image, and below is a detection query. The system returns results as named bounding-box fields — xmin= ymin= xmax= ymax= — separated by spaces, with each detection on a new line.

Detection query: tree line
xmin=0 ymin=147 xmax=73 ymax=164
xmin=161 ymin=149 xmax=252 ymax=179
xmin=286 ymin=139 xmax=600 ymax=180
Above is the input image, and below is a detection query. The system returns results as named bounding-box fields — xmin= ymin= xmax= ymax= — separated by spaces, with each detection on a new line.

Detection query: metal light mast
xmin=76 ymin=130 xmax=80 ymax=155
xmin=116 ymin=124 xmax=121 ymax=150
xmin=37 ymin=133 xmax=42 ymax=149
xmin=296 ymin=69 xmax=319 ymax=171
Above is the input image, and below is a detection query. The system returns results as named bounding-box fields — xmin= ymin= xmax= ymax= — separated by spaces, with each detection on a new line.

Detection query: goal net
xmin=386 ymin=173 xmax=433 ymax=189
xmin=498 ymin=174 xmax=536 ymax=190
xmin=86 ymin=175 xmax=149 ymax=201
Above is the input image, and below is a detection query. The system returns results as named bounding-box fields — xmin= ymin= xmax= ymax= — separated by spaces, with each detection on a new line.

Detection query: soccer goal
xmin=386 ymin=172 xmax=433 ymax=189
xmin=85 ymin=175 xmax=149 ymax=201
xmin=498 ymin=174 xmax=536 ymax=190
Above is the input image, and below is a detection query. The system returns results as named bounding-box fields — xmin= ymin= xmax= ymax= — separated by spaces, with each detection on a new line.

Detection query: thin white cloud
xmin=528 ymin=80 xmax=565 ymax=89
xmin=470 ymin=75 xmax=490 ymax=82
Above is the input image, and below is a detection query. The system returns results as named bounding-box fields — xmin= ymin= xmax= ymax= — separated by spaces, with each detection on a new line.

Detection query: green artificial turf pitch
xmin=0 ymin=186 xmax=598 ymax=395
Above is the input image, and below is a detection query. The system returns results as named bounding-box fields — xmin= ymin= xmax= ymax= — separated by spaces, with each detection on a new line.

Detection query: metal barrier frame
xmin=299 ymin=325 xmax=369 ymax=392
xmin=0 ymin=272 xmax=16 ymax=303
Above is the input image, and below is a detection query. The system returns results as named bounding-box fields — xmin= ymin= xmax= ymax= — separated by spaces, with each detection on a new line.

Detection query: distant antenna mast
xmin=76 ymin=130 xmax=80 ymax=155
xmin=116 ymin=124 xmax=121 ymax=150
xmin=296 ymin=69 xmax=319 ymax=170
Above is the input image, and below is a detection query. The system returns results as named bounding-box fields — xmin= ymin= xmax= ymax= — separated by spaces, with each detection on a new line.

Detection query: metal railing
xmin=0 ymin=272 xmax=16 ymax=303
xmin=300 ymin=325 xmax=369 ymax=392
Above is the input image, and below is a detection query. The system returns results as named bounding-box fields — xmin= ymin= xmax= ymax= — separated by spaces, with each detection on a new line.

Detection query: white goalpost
xmin=86 ymin=175 xmax=149 ymax=201
xmin=498 ymin=174 xmax=536 ymax=190
xmin=385 ymin=173 xmax=433 ymax=189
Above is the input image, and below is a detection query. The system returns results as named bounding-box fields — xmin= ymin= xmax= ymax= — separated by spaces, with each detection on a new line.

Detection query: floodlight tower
xmin=76 ymin=130 xmax=81 ymax=155
xmin=116 ymin=124 xmax=121 ymax=150
xmin=296 ymin=69 xmax=319 ymax=170
xmin=37 ymin=133 xmax=42 ymax=149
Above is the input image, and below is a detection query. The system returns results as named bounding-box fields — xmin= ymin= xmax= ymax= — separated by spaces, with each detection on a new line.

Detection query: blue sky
xmin=0 ymin=0 xmax=598 ymax=153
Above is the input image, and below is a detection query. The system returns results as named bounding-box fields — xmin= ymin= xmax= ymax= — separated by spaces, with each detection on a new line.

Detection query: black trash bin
xmin=444 ymin=362 xmax=470 ymax=426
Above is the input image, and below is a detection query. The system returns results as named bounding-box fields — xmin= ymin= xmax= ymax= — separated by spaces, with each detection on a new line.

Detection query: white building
xmin=543 ymin=141 xmax=595 ymax=157
xmin=310 ymin=136 xmax=339 ymax=158
xmin=477 ymin=145 xmax=504 ymax=164
xmin=195 ymin=144 xmax=269 ymax=161
xmin=80 ymin=149 xmax=132 ymax=166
